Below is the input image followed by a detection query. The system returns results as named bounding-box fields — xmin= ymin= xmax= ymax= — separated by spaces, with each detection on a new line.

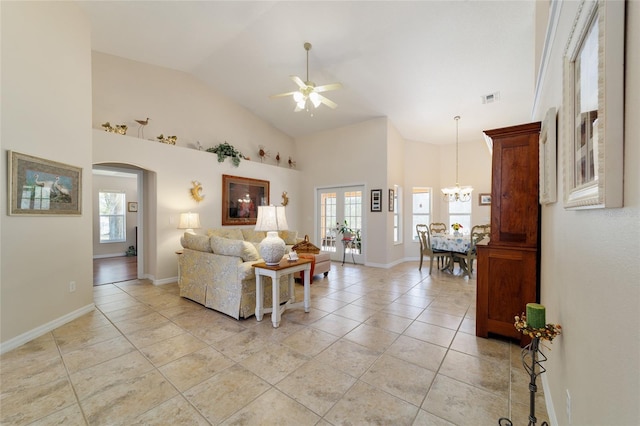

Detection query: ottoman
xmin=298 ymin=252 xmax=331 ymax=281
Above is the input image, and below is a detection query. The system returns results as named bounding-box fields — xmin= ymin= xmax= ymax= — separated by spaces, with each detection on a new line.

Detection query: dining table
xmin=431 ymin=233 xmax=472 ymax=276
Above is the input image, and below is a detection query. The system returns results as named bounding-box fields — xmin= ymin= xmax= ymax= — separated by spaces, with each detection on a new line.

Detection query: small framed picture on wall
xmin=371 ymin=189 xmax=382 ymax=212
xmin=388 ymin=189 xmax=395 ymax=212
xmin=478 ymin=194 xmax=491 ymax=206
xmin=128 ymin=202 xmax=138 ymax=212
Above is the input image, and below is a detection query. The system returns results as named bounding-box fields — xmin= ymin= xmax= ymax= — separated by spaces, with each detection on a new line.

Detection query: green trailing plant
xmin=206 ymin=141 xmax=243 ymax=167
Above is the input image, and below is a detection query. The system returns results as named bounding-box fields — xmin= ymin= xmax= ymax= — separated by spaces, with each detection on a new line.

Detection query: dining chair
xmin=429 ymin=222 xmax=448 ymax=267
xmin=429 ymin=222 xmax=447 ymax=235
xmin=451 ymin=224 xmax=491 ymax=276
xmin=416 ymin=224 xmax=451 ymax=274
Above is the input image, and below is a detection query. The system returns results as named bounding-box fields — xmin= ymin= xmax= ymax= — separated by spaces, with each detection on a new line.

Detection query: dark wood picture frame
xmin=128 ymin=202 xmax=138 ymax=212
xmin=371 ymin=189 xmax=382 ymax=212
xmin=8 ymin=151 xmax=82 ymax=216
xmin=479 ymin=193 xmax=492 ymax=206
xmin=222 ymin=174 xmax=269 ymax=226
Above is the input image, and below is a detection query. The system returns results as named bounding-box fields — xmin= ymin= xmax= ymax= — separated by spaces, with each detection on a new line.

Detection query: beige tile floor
xmin=1 ymin=261 xmax=549 ymax=425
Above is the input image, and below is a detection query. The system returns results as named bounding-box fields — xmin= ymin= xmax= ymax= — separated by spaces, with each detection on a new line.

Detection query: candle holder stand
xmin=498 ymin=337 xmax=549 ymax=426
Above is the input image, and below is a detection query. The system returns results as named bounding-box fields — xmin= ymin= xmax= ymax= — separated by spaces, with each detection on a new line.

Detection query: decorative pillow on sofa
xmin=207 ymin=228 xmax=244 ymax=240
xmin=241 ymin=229 xmax=266 ymax=243
xmin=279 ymin=230 xmax=299 ymax=245
xmin=181 ymin=233 xmax=212 ymax=252
xmin=210 ymin=236 xmax=260 ymax=262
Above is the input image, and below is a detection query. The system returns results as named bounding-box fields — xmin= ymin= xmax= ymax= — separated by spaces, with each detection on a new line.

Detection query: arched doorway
xmin=92 ymin=164 xmax=144 ymax=285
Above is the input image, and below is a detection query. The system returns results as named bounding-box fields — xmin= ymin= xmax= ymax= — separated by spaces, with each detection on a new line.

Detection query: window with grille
xmin=412 ymin=187 xmax=431 ymax=240
xmin=392 ymin=185 xmax=402 ymax=244
xmin=99 ymin=191 xmax=126 ymax=243
xmin=448 ymin=198 xmax=472 ymax=233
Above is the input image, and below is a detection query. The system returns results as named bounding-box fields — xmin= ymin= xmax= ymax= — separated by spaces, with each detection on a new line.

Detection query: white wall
xmin=93 ymin=131 xmax=302 ymax=284
xmin=91 ymin=53 xmax=303 ymax=284
xmin=387 ymin=121 xmax=406 ymax=264
xmin=296 ymin=118 xmax=389 ymax=265
xmin=1 ymin=2 xmax=94 ymax=346
xmin=533 ymin=2 xmax=639 ymax=424
xmin=92 ymin=52 xmax=296 ymax=163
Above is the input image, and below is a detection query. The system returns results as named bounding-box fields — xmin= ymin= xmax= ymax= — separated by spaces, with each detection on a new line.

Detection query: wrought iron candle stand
xmin=498 ymin=336 xmax=549 ymax=426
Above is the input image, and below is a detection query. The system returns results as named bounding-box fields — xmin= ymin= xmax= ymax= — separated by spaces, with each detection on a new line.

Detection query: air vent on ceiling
xmin=481 ymin=92 xmax=500 ymax=104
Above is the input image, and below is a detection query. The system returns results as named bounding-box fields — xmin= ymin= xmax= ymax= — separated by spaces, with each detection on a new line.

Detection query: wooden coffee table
xmin=252 ymin=258 xmax=312 ymax=328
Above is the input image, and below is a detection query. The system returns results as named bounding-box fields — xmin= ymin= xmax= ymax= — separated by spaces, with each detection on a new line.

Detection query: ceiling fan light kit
xmin=270 ymin=42 xmax=342 ymax=112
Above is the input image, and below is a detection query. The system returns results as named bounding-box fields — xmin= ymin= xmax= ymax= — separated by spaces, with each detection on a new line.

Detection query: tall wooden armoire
xmin=476 ymin=122 xmax=541 ymax=345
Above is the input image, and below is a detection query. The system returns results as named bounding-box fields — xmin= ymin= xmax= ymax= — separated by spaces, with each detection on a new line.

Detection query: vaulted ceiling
xmin=78 ymin=1 xmax=538 ymax=145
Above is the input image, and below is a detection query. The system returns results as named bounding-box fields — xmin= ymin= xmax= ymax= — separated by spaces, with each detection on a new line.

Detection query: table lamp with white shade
xmin=255 ymin=205 xmax=288 ymax=265
xmin=178 ymin=212 xmax=201 ymax=234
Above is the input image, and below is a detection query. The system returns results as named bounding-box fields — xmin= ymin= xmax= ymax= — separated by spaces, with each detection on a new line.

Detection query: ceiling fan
xmin=270 ymin=42 xmax=342 ymax=112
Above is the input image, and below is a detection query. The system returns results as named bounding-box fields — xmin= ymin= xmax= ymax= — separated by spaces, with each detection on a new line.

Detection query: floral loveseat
xmin=178 ymin=228 xmax=301 ymax=319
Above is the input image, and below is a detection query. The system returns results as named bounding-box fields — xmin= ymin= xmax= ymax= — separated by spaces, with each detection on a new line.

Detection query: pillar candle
xmin=526 ymin=303 xmax=546 ymax=329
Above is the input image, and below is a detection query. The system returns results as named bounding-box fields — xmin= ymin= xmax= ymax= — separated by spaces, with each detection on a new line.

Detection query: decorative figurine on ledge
xmin=101 ymin=122 xmax=128 ymax=135
xmin=258 ymin=145 xmax=270 ymax=162
xmin=135 ymin=117 xmax=150 ymax=138
xmin=156 ymin=134 xmax=177 ymax=145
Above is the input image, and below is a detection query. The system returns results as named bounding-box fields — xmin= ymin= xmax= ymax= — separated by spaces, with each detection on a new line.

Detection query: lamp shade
xmin=178 ymin=212 xmax=201 ymax=234
xmin=254 ymin=206 xmax=288 ymax=232
xmin=254 ymin=206 xmax=288 ymax=265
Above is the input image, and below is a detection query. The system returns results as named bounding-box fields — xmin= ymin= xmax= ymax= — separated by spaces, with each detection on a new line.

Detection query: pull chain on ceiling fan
xmin=270 ymin=42 xmax=342 ymax=112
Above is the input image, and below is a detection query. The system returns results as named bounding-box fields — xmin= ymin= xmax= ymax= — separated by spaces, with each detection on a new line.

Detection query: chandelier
xmin=441 ymin=116 xmax=473 ymax=202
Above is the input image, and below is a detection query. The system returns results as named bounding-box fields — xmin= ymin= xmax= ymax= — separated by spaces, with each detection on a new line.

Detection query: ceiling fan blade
xmin=314 ymin=82 xmax=342 ymax=93
xmin=269 ymin=91 xmax=297 ymax=99
xmin=290 ymin=75 xmax=306 ymax=89
xmin=318 ymin=94 xmax=338 ymax=109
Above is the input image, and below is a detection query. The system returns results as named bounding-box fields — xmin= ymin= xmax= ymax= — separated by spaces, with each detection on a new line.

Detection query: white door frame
xmin=315 ymin=185 xmax=365 ymax=264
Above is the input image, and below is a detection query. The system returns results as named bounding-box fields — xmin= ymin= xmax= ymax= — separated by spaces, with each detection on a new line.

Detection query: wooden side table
xmin=252 ymin=258 xmax=312 ymax=328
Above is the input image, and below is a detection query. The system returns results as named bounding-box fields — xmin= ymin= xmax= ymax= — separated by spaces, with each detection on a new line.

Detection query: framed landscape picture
xmin=222 ymin=174 xmax=269 ymax=226
xmin=479 ymin=193 xmax=492 ymax=206
xmin=8 ymin=151 xmax=82 ymax=216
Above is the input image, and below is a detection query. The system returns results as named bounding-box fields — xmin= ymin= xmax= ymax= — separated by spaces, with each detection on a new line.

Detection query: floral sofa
xmin=178 ymin=228 xmax=301 ymax=319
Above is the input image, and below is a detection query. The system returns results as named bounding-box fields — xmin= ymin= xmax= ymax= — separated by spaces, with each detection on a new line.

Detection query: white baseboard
xmin=541 ymin=372 xmax=558 ymax=425
xmin=0 ymin=303 xmax=95 ymax=355
xmin=152 ymin=275 xmax=178 ymax=286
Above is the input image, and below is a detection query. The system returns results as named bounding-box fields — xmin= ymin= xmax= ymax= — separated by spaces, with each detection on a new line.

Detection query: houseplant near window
xmin=336 ymin=220 xmax=354 ymax=240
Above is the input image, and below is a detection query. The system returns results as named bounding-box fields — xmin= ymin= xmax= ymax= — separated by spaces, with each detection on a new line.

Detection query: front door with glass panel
xmin=317 ymin=186 xmax=363 ymax=264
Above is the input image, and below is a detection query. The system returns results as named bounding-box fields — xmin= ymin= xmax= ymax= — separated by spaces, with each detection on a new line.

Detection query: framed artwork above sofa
xmin=222 ymin=174 xmax=269 ymax=226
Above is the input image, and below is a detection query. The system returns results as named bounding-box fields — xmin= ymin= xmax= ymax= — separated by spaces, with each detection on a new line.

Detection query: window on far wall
xmin=412 ymin=187 xmax=431 ymax=240
xmin=393 ymin=185 xmax=402 ymax=244
xmin=448 ymin=198 xmax=471 ymax=233
xmin=99 ymin=191 xmax=126 ymax=243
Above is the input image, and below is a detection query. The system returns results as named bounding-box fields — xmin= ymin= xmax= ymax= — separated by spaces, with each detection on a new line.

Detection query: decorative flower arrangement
xmin=514 ymin=313 xmax=562 ymax=342
xmin=451 ymin=223 xmax=463 ymax=231
xmin=206 ymin=142 xmax=243 ymax=167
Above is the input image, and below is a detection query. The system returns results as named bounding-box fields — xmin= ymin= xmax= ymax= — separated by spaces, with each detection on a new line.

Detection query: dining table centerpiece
xmin=451 ymin=223 xmax=463 ymax=236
